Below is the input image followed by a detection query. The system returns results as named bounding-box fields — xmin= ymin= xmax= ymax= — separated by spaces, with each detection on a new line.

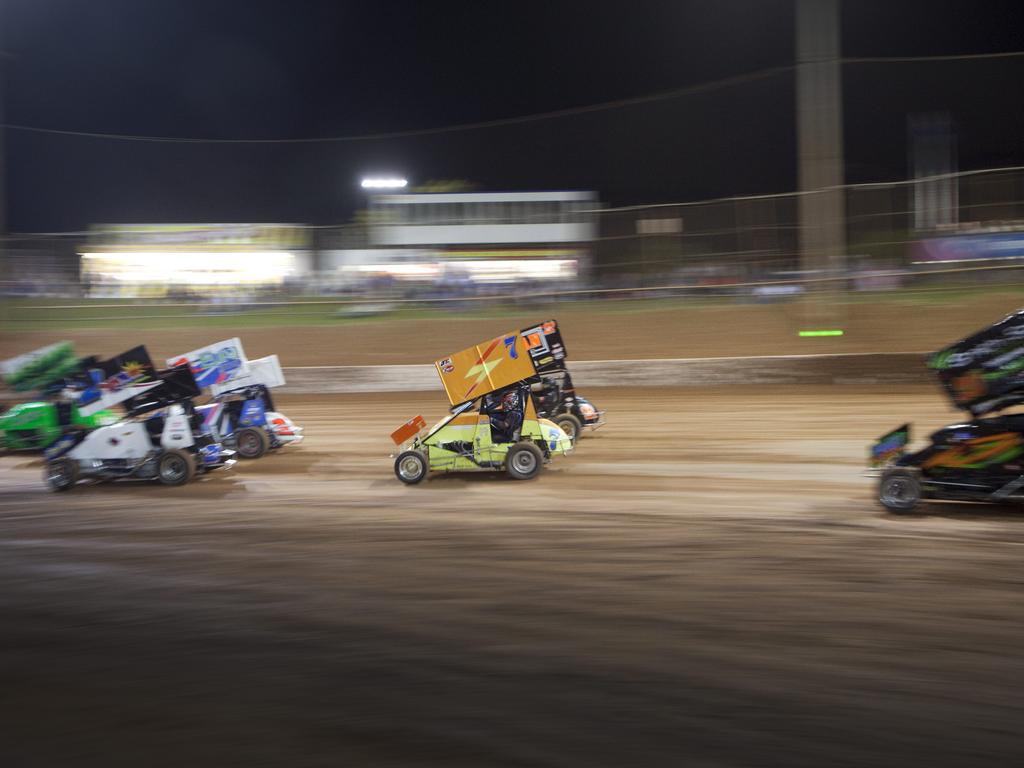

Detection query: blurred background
xmin=2 ymin=0 xmax=1024 ymax=365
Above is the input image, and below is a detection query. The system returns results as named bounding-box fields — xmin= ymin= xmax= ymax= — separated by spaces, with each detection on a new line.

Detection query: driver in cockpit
xmin=483 ymin=385 xmax=525 ymax=443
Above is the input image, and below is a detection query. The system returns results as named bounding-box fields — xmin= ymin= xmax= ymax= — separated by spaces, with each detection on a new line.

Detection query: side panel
xmin=79 ymin=408 xmax=120 ymax=429
xmin=70 ymin=423 xmax=152 ymax=460
xmin=425 ymin=413 xmax=487 ymax=471
xmin=196 ymin=403 xmax=226 ymax=441
xmin=426 ymin=444 xmax=482 ymax=472
xmin=537 ymin=418 xmax=573 ymax=455
xmin=0 ymin=402 xmax=59 ymax=440
xmin=471 ymin=412 xmax=510 ymax=467
xmin=920 ymin=431 xmax=1024 ymax=470
xmin=237 ymin=399 xmax=268 ymax=428
xmin=161 ymin=409 xmax=196 ymax=449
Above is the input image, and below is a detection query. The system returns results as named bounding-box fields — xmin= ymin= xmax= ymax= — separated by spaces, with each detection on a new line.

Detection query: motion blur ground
xmin=3 ymin=388 xmax=1024 ymax=767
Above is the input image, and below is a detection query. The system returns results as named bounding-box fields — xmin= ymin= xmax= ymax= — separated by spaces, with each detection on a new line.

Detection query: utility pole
xmin=0 ymin=2 xmax=7 ymax=290
xmin=0 ymin=35 xmax=6 ymax=276
xmin=796 ymin=0 xmax=846 ymax=319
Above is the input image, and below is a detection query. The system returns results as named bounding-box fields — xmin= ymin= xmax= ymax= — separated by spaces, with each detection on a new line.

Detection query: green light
xmin=798 ymin=330 xmax=844 ymax=337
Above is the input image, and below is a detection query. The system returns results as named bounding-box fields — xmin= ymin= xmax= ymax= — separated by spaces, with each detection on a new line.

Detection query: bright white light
xmin=79 ymin=251 xmax=296 ymax=285
xmin=361 ymin=177 xmax=408 ymax=189
xmin=341 ymin=258 xmax=578 ymax=283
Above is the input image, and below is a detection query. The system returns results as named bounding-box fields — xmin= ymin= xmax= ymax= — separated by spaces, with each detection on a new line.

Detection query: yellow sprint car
xmin=391 ymin=329 xmax=574 ymax=484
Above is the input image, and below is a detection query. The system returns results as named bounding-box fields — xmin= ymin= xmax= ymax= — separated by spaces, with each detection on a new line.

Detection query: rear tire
xmin=506 ymin=442 xmax=543 ymax=480
xmin=236 ymin=427 xmax=269 ymax=459
xmin=554 ymin=413 xmax=582 ymax=444
xmin=46 ymin=458 xmax=78 ymax=492
xmin=878 ymin=468 xmax=922 ymax=513
xmin=158 ymin=449 xmax=196 ymax=486
xmin=395 ymin=450 xmax=428 ymax=484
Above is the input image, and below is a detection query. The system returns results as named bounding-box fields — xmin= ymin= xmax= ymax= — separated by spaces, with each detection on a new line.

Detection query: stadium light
xmin=360 ymin=177 xmax=408 ymax=189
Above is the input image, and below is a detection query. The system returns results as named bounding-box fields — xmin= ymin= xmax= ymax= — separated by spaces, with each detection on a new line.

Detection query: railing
xmin=4 ymin=166 xmax=1024 ymax=316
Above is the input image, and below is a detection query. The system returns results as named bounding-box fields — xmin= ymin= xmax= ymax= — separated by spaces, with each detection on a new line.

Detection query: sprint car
xmin=43 ymin=347 xmax=234 ymax=491
xmin=522 ymin=319 xmax=604 ymax=442
xmin=198 ymin=381 xmax=303 ymax=459
xmin=391 ymin=329 xmax=573 ymax=483
xmin=0 ymin=342 xmax=119 ymax=451
xmin=872 ymin=309 xmax=1024 ymax=513
xmin=169 ymin=340 xmax=303 ymax=459
xmin=0 ymin=399 xmax=119 ymax=451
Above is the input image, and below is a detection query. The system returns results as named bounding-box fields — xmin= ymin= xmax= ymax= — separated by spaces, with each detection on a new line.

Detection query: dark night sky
xmin=4 ymin=0 xmax=1024 ymax=231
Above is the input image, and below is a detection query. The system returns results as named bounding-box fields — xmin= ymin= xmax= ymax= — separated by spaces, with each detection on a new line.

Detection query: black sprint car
xmin=521 ymin=319 xmax=605 ymax=443
xmin=872 ymin=309 xmax=1024 ymax=513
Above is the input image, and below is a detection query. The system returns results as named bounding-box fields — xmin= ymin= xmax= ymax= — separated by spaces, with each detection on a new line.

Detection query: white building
xmin=368 ymin=191 xmax=597 ymax=246
xmin=356 ymin=191 xmax=599 ymax=285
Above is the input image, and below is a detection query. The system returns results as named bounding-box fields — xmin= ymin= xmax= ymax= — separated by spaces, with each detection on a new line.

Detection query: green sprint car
xmin=1 ymin=341 xmax=120 ymax=451
xmin=0 ymin=401 xmax=119 ymax=451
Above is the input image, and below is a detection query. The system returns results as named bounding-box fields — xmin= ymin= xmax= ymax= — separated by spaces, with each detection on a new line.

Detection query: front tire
xmin=236 ymin=427 xmax=269 ymax=459
xmin=554 ymin=413 xmax=582 ymax=444
xmin=158 ymin=449 xmax=196 ymax=486
xmin=395 ymin=450 xmax=428 ymax=484
xmin=506 ymin=442 xmax=543 ymax=480
xmin=878 ymin=468 xmax=922 ymax=513
xmin=46 ymin=458 xmax=78 ymax=492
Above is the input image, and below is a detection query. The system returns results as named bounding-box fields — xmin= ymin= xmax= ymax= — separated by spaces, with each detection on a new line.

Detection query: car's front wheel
xmin=554 ymin=413 xmax=582 ymax=444
xmin=395 ymin=450 xmax=428 ymax=484
xmin=878 ymin=468 xmax=922 ymax=513
xmin=236 ymin=427 xmax=269 ymax=459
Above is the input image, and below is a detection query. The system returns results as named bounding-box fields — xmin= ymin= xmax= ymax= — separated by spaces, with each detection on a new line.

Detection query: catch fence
xmin=4 ymin=166 xmax=1024 ymax=321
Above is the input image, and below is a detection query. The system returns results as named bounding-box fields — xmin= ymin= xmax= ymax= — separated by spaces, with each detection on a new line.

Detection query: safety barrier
xmin=278 ymin=353 xmax=931 ymax=394
xmin=0 ymin=353 xmax=933 ymax=405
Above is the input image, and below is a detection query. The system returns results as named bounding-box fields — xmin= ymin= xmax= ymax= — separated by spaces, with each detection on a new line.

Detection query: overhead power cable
xmin=2 ymin=49 xmax=1023 ymax=144
xmin=843 ymin=50 xmax=1024 ymax=64
xmin=1 ymin=65 xmax=793 ymax=144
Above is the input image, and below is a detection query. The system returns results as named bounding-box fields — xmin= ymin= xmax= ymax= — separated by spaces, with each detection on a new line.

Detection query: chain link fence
xmin=3 ymin=167 xmax=1024 ymax=316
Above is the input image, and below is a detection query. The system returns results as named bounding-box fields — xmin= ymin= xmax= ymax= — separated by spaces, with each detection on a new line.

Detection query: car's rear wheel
xmin=158 ymin=449 xmax=196 ymax=486
xmin=554 ymin=413 xmax=582 ymax=444
xmin=46 ymin=458 xmax=78 ymax=492
xmin=878 ymin=468 xmax=921 ymax=513
xmin=236 ymin=427 xmax=269 ymax=459
xmin=506 ymin=442 xmax=543 ymax=480
xmin=395 ymin=450 xmax=428 ymax=484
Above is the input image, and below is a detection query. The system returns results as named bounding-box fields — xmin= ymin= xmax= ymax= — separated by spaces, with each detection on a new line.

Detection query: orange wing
xmin=434 ymin=331 xmax=536 ymax=405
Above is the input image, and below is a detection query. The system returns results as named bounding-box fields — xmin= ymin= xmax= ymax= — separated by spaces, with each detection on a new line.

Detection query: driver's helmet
xmin=501 ymin=389 xmax=520 ymax=410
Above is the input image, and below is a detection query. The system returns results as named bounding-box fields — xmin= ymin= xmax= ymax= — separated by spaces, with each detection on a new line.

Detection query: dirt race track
xmin=4 ymin=387 xmax=1024 ymax=767
xmin=8 ymin=289 xmax=1024 ymax=367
